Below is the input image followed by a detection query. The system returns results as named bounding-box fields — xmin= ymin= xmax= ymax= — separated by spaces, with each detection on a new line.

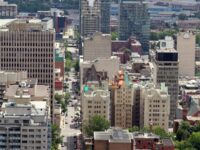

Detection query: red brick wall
xmin=94 ymin=140 xmax=108 ymax=150
xmin=109 ymin=142 xmax=132 ymax=150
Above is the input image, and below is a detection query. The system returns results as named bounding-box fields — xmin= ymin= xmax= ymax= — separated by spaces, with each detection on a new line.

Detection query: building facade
xmin=152 ymin=49 xmax=179 ymax=120
xmin=110 ymin=71 xmax=134 ymax=128
xmin=0 ymin=0 xmax=17 ymax=18
xmin=0 ymin=101 xmax=50 ymax=150
xmin=177 ymin=32 xmax=195 ymax=77
xmin=0 ymin=79 xmax=51 ymax=150
xmin=83 ymin=32 xmax=111 ymax=61
xmin=80 ymin=0 xmax=110 ymax=37
xmin=141 ymin=83 xmax=170 ymax=131
xmin=0 ymin=20 xmax=55 ymax=117
xmin=82 ymin=81 xmax=110 ymax=122
xmin=119 ymin=0 xmax=150 ymax=53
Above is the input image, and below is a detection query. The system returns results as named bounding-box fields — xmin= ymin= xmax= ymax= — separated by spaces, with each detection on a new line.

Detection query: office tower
xmin=0 ymin=71 xmax=27 ymax=104
xmin=0 ymin=20 xmax=55 ymax=118
xmin=177 ymin=32 xmax=195 ymax=76
xmin=119 ymin=0 xmax=150 ymax=53
xmin=0 ymin=80 xmax=51 ymax=150
xmin=100 ymin=0 xmax=110 ymax=33
xmin=152 ymin=49 xmax=178 ymax=120
xmin=82 ymin=81 xmax=110 ymax=122
xmin=83 ymin=32 xmax=111 ymax=61
xmin=110 ymin=71 xmax=134 ymax=128
xmin=141 ymin=83 xmax=170 ymax=131
xmin=80 ymin=0 xmax=101 ymax=36
xmin=80 ymin=0 xmax=110 ymax=37
xmin=0 ymin=0 xmax=17 ymax=18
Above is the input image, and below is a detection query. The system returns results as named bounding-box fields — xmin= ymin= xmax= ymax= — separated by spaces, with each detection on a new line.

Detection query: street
xmin=61 ymin=106 xmax=81 ymax=150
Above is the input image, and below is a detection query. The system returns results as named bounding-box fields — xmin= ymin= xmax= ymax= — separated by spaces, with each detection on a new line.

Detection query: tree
xmin=54 ymin=93 xmax=62 ymax=103
xmin=128 ymin=126 xmax=140 ymax=132
xmin=74 ymin=60 xmax=79 ymax=72
xmin=83 ymin=115 xmax=110 ymax=137
xmin=111 ymin=32 xmax=119 ymax=40
xmin=188 ymin=132 xmax=200 ymax=150
xmin=51 ymin=124 xmax=63 ymax=150
xmin=152 ymin=127 xmax=170 ymax=138
xmin=176 ymin=121 xmax=191 ymax=141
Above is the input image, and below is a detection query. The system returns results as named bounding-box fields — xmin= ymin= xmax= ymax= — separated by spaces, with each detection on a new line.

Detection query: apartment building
xmin=0 ymin=0 xmax=17 ymax=18
xmin=141 ymin=83 xmax=170 ymax=131
xmin=152 ymin=49 xmax=179 ymax=120
xmin=110 ymin=71 xmax=134 ymax=128
xmin=0 ymin=101 xmax=50 ymax=150
xmin=119 ymin=0 xmax=150 ymax=53
xmin=82 ymin=81 xmax=110 ymax=122
xmin=0 ymin=19 xmax=55 ymax=117
xmin=83 ymin=32 xmax=111 ymax=61
xmin=177 ymin=32 xmax=195 ymax=77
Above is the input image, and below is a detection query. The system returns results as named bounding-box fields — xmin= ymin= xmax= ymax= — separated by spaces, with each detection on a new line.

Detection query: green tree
xmin=54 ymin=93 xmax=62 ymax=103
xmin=83 ymin=115 xmax=110 ymax=137
xmin=176 ymin=121 xmax=191 ymax=141
xmin=51 ymin=124 xmax=63 ymax=150
xmin=111 ymin=32 xmax=119 ymax=40
xmin=188 ymin=132 xmax=200 ymax=149
xmin=152 ymin=127 xmax=170 ymax=138
xmin=73 ymin=60 xmax=79 ymax=72
xmin=128 ymin=126 xmax=140 ymax=132
xmin=65 ymin=59 xmax=72 ymax=72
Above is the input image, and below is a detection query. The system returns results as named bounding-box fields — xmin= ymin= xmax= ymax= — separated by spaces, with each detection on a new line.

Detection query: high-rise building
xmin=0 ymin=19 xmax=55 ymax=118
xmin=177 ymin=32 xmax=195 ymax=77
xmin=152 ymin=49 xmax=179 ymax=120
xmin=100 ymin=0 xmax=110 ymax=34
xmin=0 ymin=101 xmax=50 ymax=150
xmin=141 ymin=83 xmax=170 ymax=131
xmin=80 ymin=0 xmax=110 ymax=37
xmin=110 ymin=71 xmax=134 ymax=128
xmin=119 ymin=0 xmax=150 ymax=53
xmin=82 ymin=81 xmax=110 ymax=122
xmin=0 ymin=79 xmax=51 ymax=150
xmin=0 ymin=0 xmax=17 ymax=18
xmin=83 ymin=32 xmax=111 ymax=61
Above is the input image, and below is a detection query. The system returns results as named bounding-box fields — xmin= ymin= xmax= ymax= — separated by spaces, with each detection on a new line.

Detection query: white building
xmin=0 ymin=101 xmax=50 ymax=150
xmin=141 ymin=83 xmax=170 ymax=131
xmin=82 ymin=81 xmax=110 ymax=122
xmin=177 ymin=32 xmax=195 ymax=76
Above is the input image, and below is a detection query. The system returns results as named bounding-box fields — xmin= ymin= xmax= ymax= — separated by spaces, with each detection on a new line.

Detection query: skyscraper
xmin=80 ymin=0 xmax=110 ymax=37
xmin=119 ymin=0 xmax=150 ymax=53
xmin=100 ymin=0 xmax=110 ymax=34
xmin=152 ymin=49 xmax=179 ymax=121
xmin=0 ymin=20 xmax=55 ymax=118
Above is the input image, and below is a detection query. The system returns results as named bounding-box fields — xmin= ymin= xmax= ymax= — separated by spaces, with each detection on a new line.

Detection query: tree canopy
xmin=83 ymin=115 xmax=110 ymax=137
xmin=51 ymin=124 xmax=63 ymax=150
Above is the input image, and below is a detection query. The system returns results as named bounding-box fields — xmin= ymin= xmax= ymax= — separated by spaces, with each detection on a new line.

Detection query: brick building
xmin=93 ymin=128 xmax=174 ymax=150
